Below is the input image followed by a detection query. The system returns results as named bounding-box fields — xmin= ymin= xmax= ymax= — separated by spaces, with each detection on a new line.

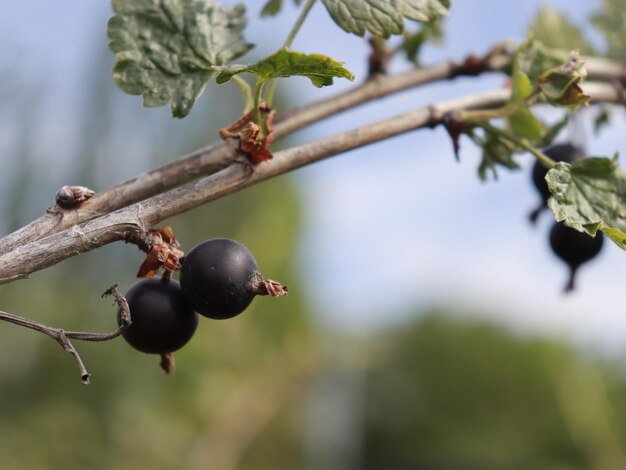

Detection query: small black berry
xmin=119 ymin=278 xmax=198 ymax=354
xmin=549 ymin=222 xmax=603 ymax=293
xmin=529 ymin=143 xmax=583 ymax=223
xmin=180 ymin=238 xmax=287 ymax=320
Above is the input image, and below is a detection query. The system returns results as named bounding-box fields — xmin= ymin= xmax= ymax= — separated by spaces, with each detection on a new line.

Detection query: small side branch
xmin=0 ymin=284 xmax=131 ymax=384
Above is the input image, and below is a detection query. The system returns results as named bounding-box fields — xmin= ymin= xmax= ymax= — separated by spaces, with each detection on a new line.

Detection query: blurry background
xmin=0 ymin=0 xmax=625 ymax=469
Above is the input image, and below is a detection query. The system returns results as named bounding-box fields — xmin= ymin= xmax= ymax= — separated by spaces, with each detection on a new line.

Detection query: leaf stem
xmin=254 ymin=79 xmax=266 ymax=125
xmin=283 ymin=0 xmax=317 ymax=49
xmin=265 ymin=79 xmax=278 ymax=107
xmin=266 ymin=0 xmax=317 ymax=106
xmin=482 ymin=122 xmax=556 ymax=168
xmin=231 ymin=75 xmax=254 ymax=113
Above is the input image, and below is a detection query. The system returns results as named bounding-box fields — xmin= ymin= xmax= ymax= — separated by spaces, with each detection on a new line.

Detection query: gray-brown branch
xmin=0 ymin=81 xmax=622 ymax=285
xmin=1 ymin=50 xmax=622 ymax=256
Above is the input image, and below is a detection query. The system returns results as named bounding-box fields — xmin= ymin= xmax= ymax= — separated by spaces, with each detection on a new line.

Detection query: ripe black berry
xmin=180 ymin=238 xmax=287 ymax=320
xmin=118 ymin=278 xmax=198 ymax=354
xmin=529 ymin=143 xmax=583 ymax=223
xmin=549 ymin=222 xmax=603 ymax=293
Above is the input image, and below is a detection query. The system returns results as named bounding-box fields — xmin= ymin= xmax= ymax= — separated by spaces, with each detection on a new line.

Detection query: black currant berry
xmin=549 ymin=222 xmax=603 ymax=293
xmin=529 ymin=143 xmax=583 ymax=224
xmin=118 ymin=278 xmax=198 ymax=354
xmin=180 ymin=238 xmax=287 ymax=320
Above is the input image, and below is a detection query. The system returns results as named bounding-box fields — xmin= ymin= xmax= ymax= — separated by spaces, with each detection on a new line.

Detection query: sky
xmin=1 ymin=1 xmax=625 ymax=352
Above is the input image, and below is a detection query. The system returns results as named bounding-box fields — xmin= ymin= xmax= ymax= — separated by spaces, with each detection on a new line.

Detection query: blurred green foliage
xmin=364 ymin=314 xmax=626 ymax=470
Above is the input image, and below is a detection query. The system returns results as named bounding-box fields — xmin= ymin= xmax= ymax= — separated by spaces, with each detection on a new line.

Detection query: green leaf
xmin=473 ymin=128 xmax=520 ymax=181
xmin=512 ymin=38 xmax=564 ymax=85
xmin=261 ymin=0 xmax=302 ymax=17
xmin=594 ymin=106 xmax=611 ymax=135
xmin=547 ymin=155 xmax=626 ymax=249
xmin=529 ymin=6 xmax=594 ymax=54
xmin=400 ymin=21 xmax=443 ymax=65
xmin=261 ymin=0 xmax=282 ymax=16
xmin=108 ymin=0 xmax=254 ymax=118
xmin=216 ymin=49 xmax=354 ymax=87
xmin=509 ymin=109 xmax=544 ymax=142
xmin=320 ymin=0 xmax=449 ymax=38
xmin=535 ymin=113 xmax=569 ymax=148
xmin=507 ymin=47 xmax=543 ymax=142
xmin=590 ymin=0 xmax=626 ymax=60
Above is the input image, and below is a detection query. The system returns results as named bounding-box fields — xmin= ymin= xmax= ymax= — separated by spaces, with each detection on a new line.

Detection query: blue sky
xmin=2 ymin=1 xmax=625 ymax=351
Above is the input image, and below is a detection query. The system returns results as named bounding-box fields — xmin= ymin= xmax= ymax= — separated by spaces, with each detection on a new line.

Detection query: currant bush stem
xmin=481 ymin=122 xmax=556 ymax=168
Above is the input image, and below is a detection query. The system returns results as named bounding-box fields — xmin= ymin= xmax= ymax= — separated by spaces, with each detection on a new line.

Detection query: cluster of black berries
xmin=530 ymin=144 xmax=603 ymax=292
xmin=118 ymin=238 xmax=286 ymax=358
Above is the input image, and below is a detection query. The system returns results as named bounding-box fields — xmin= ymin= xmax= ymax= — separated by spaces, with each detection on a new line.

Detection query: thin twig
xmin=0 ymin=284 xmax=131 ymax=383
xmin=5 ymin=48 xmax=622 ymax=256
xmin=0 ymin=81 xmax=621 ymax=285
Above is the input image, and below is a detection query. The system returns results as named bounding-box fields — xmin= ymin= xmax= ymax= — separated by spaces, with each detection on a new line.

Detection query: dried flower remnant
xmin=219 ymin=103 xmax=276 ymax=163
xmin=137 ymin=226 xmax=185 ymax=279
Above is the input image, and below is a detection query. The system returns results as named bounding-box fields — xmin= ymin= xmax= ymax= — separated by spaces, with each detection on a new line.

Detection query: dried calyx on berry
xmin=180 ymin=238 xmax=287 ymax=320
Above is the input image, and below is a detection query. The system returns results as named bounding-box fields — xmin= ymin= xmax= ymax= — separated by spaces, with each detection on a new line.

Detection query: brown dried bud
xmin=56 ymin=185 xmax=95 ymax=209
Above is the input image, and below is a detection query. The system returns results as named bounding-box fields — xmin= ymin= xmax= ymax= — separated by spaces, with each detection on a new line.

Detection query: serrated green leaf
xmin=530 ymin=6 xmax=595 ymax=54
xmin=216 ymin=50 xmax=354 ymax=87
xmin=320 ymin=0 xmax=449 ymax=38
xmin=537 ymin=51 xmax=590 ymax=108
xmin=108 ymin=0 xmax=254 ymax=118
xmin=547 ymin=155 xmax=626 ymax=249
